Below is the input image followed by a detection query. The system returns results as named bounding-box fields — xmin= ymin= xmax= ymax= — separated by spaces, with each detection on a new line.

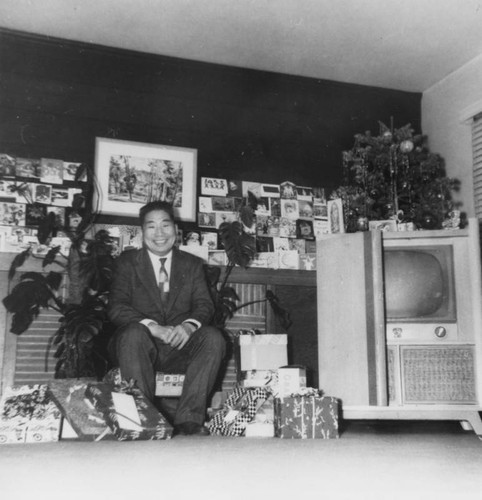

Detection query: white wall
xmin=422 ymin=53 xmax=482 ymax=218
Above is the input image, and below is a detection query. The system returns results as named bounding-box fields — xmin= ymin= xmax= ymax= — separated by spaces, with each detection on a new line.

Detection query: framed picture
xmin=201 ymin=177 xmax=228 ymax=196
xmin=327 ymin=199 xmax=345 ymax=234
xmin=94 ymin=137 xmax=197 ymax=222
xmin=296 ymin=219 xmax=315 ymax=240
xmin=197 ymin=212 xmax=216 ymax=228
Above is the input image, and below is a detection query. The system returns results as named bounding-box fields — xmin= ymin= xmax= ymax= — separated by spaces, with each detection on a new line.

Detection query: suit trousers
xmin=109 ymin=322 xmax=226 ymax=425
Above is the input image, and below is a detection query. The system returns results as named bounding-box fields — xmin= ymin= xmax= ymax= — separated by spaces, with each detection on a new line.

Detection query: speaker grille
xmin=401 ymin=346 xmax=476 ymax=404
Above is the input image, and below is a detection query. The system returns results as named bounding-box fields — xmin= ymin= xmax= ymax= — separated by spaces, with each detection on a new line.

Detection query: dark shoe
xmin=174 ymin=422 xmax=210 ymax=436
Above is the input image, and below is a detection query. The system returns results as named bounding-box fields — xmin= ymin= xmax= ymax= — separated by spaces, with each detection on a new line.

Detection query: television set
xmin=384 ymin=245 xmax=456 ymax=323
xmin=382 ymin=241 xmax=460 ymax=341
xmin=317 ymin=222 xmax=482 ymax=420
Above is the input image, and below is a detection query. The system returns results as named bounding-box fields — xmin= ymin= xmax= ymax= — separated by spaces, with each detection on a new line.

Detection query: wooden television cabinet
xmin=316 ymin=219 xmax=482 ymax=435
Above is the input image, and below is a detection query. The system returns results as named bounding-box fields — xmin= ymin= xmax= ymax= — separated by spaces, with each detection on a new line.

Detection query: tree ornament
xmin=383 ymin=203 xmax=394 ymax=218
xmin=400 ymin=140 xmax=414 ymax=154
xmin=379 ymin=121 xmax=393 ymax=143
xmin=356 ymin=216 xmax=369 ymax=231
xmin=420 ymin=212 xmax=438 ymax=230
xmin=382 ymin=130 xmax=393 ymax=143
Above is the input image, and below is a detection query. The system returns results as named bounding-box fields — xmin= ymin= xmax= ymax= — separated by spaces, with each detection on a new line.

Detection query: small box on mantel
xmin=238 ymin=333 xmax=288 ymax=371
xmin=85 ymin=383 xmax=173 ymax=441
xmin=274 ymin=392 xmax=339 ymax=439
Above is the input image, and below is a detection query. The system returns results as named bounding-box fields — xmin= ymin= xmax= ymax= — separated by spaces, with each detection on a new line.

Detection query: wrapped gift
xmin=241 ymin=369 xmax=278 ymax=388
xmin=208 ymin=386 xmax=270 ymax=437
xmin=0 ymin=384 xmax=61 ymax=444
xmin=155 ymin=373 xmax=185 ymax=397
xmin=238 ymin=332 xmax=288 ymax=371
xmin=277 ymin=366 xmax=307 ymax=398
xmin=274 ymin=389 xmax=339 ymax=439
xmin=245 ymin=421 xmax=275 ymax=437
xmin=245 ymin=393 xmax=275 ymax=437
xmin=85 ymin=382 xmax=173 ymax=441
xmin=47 ymin=379 xmax=113 ymax=441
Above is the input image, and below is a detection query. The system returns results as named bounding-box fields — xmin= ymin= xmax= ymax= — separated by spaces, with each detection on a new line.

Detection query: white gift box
xmin=238 ymin=334 xmax=288 ymax=371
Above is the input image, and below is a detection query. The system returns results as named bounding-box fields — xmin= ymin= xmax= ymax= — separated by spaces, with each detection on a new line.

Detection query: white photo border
xmin=94 ymin=137 xmax=197 ymax=222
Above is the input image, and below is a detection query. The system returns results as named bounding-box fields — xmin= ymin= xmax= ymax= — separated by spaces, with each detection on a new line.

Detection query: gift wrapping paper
xmin=155 ymin=373 xmax=185 ymax=397
xmin=47 ymin=379 xmax=114 ymax=441
xmin=244 ymin=421 xmax=275 ymax=437
xmin=274 ymin=394 xmax=339 ymax=439
xmin=0 ymin=384 xmax=61 ymax=444
xmin=85 ymin=383 xmax=173 ymax=441
xmin=208 ymin=386 xmax=271 ymax=437
xmin=241 ymin=369 xmax=278 ymax=388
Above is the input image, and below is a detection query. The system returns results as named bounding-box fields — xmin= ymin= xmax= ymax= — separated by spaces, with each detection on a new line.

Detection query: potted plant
xmin=204 ymin=197 xmax=292 ymax=332
xmin=2 ymin=164 xmax=117 ymax=379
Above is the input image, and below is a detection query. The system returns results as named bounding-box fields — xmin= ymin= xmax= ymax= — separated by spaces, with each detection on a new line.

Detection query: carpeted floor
xmin=1 ymin=420 xmax=481 ymax=500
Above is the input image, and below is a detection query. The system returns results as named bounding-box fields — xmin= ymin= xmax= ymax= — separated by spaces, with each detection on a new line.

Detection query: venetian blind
xmin=13 ymin=274 xmax=68 ymax=386
xmin=473 ymin=112 xmax=482 ymax=219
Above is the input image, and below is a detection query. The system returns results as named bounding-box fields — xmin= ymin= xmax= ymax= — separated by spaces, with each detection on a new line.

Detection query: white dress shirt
xmin=141 ymin=249 xmax=200 ymax=331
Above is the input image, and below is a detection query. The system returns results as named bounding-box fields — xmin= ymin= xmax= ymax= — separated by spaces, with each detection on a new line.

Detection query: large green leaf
xmin=218 ymin=221 xmax=256 ymax=268
xmin=37 ymin=211 xmax=56 ymax=244
xmin=8 ymin=248 xmax=31 ymax=280
xmin=42 ymin=246 xmax=61 ymax=268
xmin=266 ymin=290 xmax=293 ymax=330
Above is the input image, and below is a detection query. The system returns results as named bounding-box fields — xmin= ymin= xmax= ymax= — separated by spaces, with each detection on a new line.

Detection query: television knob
xmin=434 ymin=326 xmax=447 ymax=338
xmin=392 ymin=328 xmax=402 ymax=338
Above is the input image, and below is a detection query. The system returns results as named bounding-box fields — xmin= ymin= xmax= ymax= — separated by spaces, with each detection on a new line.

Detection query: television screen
xmin=384 ymin=245 xmax=456 ymax=322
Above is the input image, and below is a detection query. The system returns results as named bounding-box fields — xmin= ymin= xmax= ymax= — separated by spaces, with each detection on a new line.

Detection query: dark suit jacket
xmin=107 ymin=246 xmax=214 ymax=328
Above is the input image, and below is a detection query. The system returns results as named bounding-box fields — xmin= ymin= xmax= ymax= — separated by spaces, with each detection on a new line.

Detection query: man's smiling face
xmin=142 ymin=209 xmax=177 ymax=256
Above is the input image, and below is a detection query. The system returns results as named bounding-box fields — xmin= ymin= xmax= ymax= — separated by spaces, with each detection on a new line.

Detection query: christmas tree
xmin=333 ymin=121 xmax=461 ymax=232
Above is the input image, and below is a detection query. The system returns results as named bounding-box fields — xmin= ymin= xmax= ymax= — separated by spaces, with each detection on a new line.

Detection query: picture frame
xmin=201 ymin=177 xmax=227 ymax=196
xmin=94 ymin=137 xmax=197 ymax=222
xmin=327 ymin=198 xmax=345 ymax=234
xmin=197 ymin=212 xmax=216 ymax=228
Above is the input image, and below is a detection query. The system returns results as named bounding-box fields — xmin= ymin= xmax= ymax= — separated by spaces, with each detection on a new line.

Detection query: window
xmin=472 ymin=112 xmax=482 ymax=220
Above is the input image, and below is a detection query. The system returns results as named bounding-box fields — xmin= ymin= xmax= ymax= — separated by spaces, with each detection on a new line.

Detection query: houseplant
xmin=205 ymin=196 xmax=292 ymax=332
xmin=3 ymin=164 xmax=117 ymax=379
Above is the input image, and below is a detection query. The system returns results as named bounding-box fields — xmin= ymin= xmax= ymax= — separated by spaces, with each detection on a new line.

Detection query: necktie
xmin=159 ymin=257 xmax=169 ymax=305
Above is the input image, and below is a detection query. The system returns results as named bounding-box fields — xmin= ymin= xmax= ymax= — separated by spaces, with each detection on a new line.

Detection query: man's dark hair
xmin=139 ymin=201 xmax=175 ymax=226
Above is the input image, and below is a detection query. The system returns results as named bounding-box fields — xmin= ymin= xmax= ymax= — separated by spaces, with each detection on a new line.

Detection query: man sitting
xmin=107 ymin=200 xmax=225 ymax=436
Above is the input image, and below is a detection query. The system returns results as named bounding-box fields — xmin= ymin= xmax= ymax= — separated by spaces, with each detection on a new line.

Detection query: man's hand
xmin=148 ymin=324 xmax=174 ymax=343
xmin=148 ymin=322 xmax=195 ymax=350
xmin=169 ymin=323 xmax=196 ymax=349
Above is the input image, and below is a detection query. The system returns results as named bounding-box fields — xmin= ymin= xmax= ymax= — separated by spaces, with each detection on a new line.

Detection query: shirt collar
xmin=147 ymin=248 xmax=173 ymax=268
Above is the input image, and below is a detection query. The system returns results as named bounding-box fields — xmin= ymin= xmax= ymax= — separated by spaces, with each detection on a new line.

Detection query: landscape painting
xmin=94 ymin=138 xmax=197 ymax=221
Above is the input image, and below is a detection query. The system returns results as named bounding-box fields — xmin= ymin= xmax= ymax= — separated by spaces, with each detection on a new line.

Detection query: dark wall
xmin=0 ymin=28 xmax=421 ymax=225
